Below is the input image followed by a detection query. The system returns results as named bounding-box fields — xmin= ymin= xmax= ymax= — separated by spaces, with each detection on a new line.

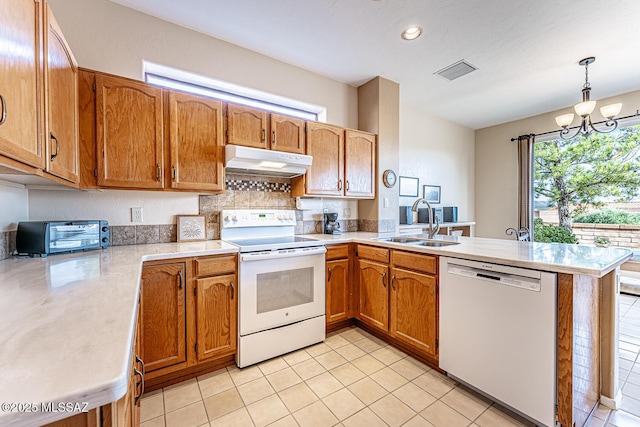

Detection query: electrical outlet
xmin=343 ymin=208 xmax=351 ymax=218
xmin=323 ymin=208 xmax=328 ymax=213
xmin=131 ymin=207 xmax=143 ymax=223
xmin=384 ymin=198 xmax=389 ymax=208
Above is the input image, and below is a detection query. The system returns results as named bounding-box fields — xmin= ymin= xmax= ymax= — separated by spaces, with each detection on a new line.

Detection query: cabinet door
xmin=326 ymin=258 xmax=349 ymax=324
xmin=270 ymin=113 xmax=305 ymax=154
xmin=0 ymin=0 xmax=44 ymax=168
xmin=345 ymin=130 xmax=375 ymax=198
xmin=140 ymin=262 xmax=187 ymax=373
xmin=390 ymin=267 xmax=437 ymax=359
xmin=195 ymin=274 xmax=237 ymax=361
xmin=96 ymin=74 xmax=164 ymax=188
xmin=169 ymin=92 xmax=224 ymax=192
xmin=305 ymin=122 xmax=344 ymax=196
xmin=44 ymin=3 xmax=78 ymax=183
xmin=227 ymin=104 xmax=267 ymax=149
xmin=357 ymin=259 xmax=389 ymax=332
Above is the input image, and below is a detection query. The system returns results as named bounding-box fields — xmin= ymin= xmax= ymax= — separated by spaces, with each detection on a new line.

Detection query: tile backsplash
xmin=0 ymin=230 xmax=17 ymax=261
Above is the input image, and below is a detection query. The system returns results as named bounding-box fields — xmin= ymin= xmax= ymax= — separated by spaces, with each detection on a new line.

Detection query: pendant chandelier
xmin=555 ymin=57 xmax=622 ymax=140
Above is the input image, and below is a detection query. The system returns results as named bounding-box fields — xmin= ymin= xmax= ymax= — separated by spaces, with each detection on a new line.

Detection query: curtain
xmin=517 ymin=134 xmax=535 ymax=238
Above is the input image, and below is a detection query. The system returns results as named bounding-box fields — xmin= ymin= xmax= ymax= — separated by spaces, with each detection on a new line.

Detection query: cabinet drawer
xmin=392 ymin=250 xmax=437 ymax=275
xmin=326 ymin=244 xmax=349 ymax=260
xmin=194 ymin=255 xmax=237 ymax=277
xmin=357 ymin=245 xmax=389 ymax=264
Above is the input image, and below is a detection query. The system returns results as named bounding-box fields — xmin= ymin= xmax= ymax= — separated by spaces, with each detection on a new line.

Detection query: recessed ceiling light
xmin=401 ymin=25 xmax=423 ymax=41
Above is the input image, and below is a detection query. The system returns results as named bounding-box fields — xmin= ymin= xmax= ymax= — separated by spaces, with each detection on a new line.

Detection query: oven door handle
xmin=240 ymin=246 xmax=326 ymax=262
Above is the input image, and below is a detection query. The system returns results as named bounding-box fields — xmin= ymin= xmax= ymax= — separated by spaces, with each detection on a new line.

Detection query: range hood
xmin=225 ymin=145 xmax=312 ymax=178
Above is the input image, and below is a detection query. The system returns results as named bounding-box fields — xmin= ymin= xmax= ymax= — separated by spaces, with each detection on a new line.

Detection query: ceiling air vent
xmin=434 ymin=60 xmax=478 ymax=81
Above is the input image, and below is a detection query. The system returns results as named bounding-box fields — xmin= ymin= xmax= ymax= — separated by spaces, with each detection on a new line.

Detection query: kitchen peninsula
xmin=0 ymin=234 xmax=631 ymax=427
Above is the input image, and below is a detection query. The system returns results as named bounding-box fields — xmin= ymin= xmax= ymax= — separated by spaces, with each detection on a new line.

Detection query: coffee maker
xmin=323 ymin=212 xmax=341 ymax=234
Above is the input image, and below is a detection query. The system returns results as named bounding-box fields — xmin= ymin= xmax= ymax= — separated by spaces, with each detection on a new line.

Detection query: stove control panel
xmin=221 ymin=209 xmax=297 ymax=228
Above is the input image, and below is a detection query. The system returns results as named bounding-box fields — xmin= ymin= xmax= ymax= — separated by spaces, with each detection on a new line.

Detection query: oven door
xmin=238 ymin=246 xmax=326 ymax=336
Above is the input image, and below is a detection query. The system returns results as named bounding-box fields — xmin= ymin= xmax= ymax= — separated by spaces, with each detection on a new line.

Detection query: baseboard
xmin=600 ymin=389 xmax=623 ymax=410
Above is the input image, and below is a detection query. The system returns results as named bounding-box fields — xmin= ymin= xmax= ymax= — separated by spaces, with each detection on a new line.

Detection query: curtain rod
xmin=510 ymin=110 xmax=640 ymax=141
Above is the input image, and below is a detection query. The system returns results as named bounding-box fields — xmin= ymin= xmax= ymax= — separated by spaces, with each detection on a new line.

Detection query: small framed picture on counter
xmin=423 ymin=185 xmax=441 ymax=204
xmin=177 ymin=215 xmax=206 ymax=242
xmin=399 ymin=176 xmax=419 ymax=197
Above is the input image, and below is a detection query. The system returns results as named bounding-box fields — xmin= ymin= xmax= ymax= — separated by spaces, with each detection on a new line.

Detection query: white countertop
xmin=0 ymin=233 xmax=632 ymax=425
xmin=0 ymin=241 xmax=238 ymax=427
xmin=304 ymin=232 xmax=632 ymax=277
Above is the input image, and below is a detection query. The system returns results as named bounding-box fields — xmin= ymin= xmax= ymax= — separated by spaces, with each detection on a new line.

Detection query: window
xmin=143 ymin=61 xmax=326 ymax=122
xmin=531 ymin=120 xmax=640 ymax=255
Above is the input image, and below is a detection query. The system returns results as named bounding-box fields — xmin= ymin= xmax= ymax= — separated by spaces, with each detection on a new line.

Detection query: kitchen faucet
xmin=411 ymin=198 xmax=441 ymax=239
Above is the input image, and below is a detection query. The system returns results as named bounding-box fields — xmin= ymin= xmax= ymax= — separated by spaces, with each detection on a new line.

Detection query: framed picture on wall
xmin=177 ymin=215 xmax=206 ymax=242
xmin=399 ymin=176 xmax=419 ymax=197
xmin=423 ymin=185 xmax=441 ymax=204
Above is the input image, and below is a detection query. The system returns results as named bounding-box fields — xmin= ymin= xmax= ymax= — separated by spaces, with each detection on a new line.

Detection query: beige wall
xmin=0 ymin=184 xmax=29 ymax=231
xmin=399 ymin=106 xmax=476 ymax=223
xmin=475 ymin=90 xmax=640 ymax=239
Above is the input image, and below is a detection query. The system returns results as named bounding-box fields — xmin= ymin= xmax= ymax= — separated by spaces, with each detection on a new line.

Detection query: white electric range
xmin=220 ymin=209 xmax=326 ymax=367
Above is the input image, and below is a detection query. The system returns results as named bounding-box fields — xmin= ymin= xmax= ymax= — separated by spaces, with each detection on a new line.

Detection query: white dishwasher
xmin=439 ymin=257 xmax=557 ymax=427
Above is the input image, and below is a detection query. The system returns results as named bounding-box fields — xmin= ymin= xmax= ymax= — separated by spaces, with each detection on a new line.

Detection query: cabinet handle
xmin=327 ymin=267 xmax=333 ymax=282
xmin=133 ymin=366 xmax=144 ymax=405
xmin=338 ymin=179 xmax=343 ymax=190
xmin=156 ymin=164 xmax=161 ymax=182
xmin=346 ymin=180 xmax=350 ymax=191
xmin=230 ymin=281 xmax=235 ymax=299
xmin=391 ymin=274 xmax=396 ymax=290
xmin=262 ymin=129 xmax=266 ymax=143
xmin=272 ymin=130 xmax=276 ymax=146
xmin=172 ymin=165 xmax=177 ymax=181
xmin=50 ymin=133 xmax=59 ymax=161
xmin=135 ymin=354 xmax=145 ymax=375
xmin=381 ymin=272 xmax=387 ymax=287
xmin=0 ymin=93 xmax=6 ymax=125
xmin=178 ymin=270 xmax=183 ymax=289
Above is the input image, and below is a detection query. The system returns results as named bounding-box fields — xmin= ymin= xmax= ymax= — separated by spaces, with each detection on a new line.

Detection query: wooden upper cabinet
xmin=227 ymin=104 xmax=267 ymax=149
xmin=270 ymin=113 xmax=305 ymax=154
xmin=140 ymin=262 xmax=187 ymax=373
xmin=44 ymin=3 xmax=78 ymax=183
xmin=195 ymin=274 xmax=237 ymax=361
xmin=390 ymin=267 xmax=437 ymax=359
xmin=304 ymin=122 xmax=344 ymax=196
xmin=345 ymin=130 xmax=375 ymax=198
xmin=0 ymin=0 xmax=44 ymax=168
xmin=96 ymin=74 xmax=164 ymax=188
xmin=168 ymin=91 xmax=224 ymax=192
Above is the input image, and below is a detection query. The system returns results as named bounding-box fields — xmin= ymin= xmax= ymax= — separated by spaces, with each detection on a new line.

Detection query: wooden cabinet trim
xmin=391 ymin=250 xmax=437 ymax=275
xmin=357 ymin=245 xmax=390 ymax=264
xmin=194 ymin=255 xmax=237 ymax=278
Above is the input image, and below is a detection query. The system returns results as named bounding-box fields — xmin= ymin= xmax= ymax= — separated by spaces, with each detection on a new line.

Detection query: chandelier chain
xmin=583 ymin=61 xmax=590 ymax=90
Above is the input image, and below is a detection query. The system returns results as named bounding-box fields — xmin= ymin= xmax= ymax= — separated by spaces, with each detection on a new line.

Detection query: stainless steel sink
xmin=374 ymin=237 xmax=423 ymax=244
xmin=373 ymin=236 xmax=460 ymax=247
xmin=408 ymin=240 xmax=460 ymax=247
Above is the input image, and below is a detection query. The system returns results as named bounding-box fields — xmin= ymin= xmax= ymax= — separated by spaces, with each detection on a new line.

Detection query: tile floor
xmin=139 ymin=294 xmax=640 ymax=427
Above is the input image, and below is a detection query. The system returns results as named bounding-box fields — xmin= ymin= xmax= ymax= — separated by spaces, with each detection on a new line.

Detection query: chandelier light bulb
xmin=574 ymin=101 xmax=596 ymax=118
xmin=555 ymin=113 xmax=575 ymax=128
xmin=600 ymin=103 xmax=622 ymax=120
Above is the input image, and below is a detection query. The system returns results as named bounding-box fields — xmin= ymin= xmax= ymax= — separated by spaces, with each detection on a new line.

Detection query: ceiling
xmin=111 ymin=0 xmax=640 ymax=130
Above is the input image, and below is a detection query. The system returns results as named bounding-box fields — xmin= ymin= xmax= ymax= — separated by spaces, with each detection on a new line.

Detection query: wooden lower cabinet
xmin=140 ymin=261 xmax=187 ymax=376
xmin=351 ymin=245 xmax=439 ymax=364
xmin=357 ymin=259 xmax=389 ymax=333
xmin=326 ymin=244 xmax=351 ymax=326
xmin=389 ymin=267 xmax=437 ymax=359
xmin=140 ymin=254 xmax=237 ymax=389
xmin=194 ymin=273 xmax=237 ymax=362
